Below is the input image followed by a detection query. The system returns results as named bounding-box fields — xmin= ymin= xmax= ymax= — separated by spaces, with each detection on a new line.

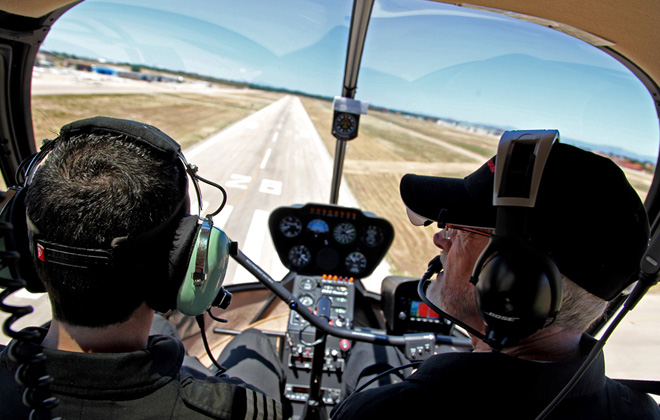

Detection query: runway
xmin=182 ymin=94 xmax=369 ymax=286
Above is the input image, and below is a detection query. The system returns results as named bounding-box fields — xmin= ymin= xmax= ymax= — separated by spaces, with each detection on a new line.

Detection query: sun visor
xmin=405 ymin=205 xmax=433 ymax=226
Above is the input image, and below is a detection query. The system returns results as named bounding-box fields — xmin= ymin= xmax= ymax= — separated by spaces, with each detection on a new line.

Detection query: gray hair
xmin=554 ymin=276 xmax=608 ymax=332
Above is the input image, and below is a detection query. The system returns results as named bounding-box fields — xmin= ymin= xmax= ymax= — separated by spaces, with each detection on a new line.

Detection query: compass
xmin=332 ymin=111 xmax=359 ymax=140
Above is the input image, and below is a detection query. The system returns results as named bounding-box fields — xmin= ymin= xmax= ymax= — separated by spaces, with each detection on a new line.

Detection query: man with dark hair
xmin=333 ymin=143 xmax=660 ymax=419
xmin=0 ymin=118 xmax=285 ymax=419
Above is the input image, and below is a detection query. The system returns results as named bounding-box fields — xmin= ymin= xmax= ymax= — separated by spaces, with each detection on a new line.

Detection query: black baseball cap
xmin=400 ymin=143 xmax=650 ymax=301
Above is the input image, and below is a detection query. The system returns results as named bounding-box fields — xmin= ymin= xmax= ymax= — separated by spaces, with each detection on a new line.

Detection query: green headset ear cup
xmin=176 ymin=222 xmax=231 ymax=316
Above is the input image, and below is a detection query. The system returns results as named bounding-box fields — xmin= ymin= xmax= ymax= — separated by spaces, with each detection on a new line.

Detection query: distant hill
xmin=562 ymin=138 xmax=656 ymax=164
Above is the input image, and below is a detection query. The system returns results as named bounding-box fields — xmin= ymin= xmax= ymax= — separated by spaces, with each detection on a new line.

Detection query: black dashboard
xmin=268 ymin=203 xmax=394 ymax=279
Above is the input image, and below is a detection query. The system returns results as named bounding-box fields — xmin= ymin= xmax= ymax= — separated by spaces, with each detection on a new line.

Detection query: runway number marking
xmin=226 ymin=174 xmax=251 ymax=189
xmin=226 ymin=174 xmax=282 ymax=196
xmin=259 ymin=179 xmax=282 ymax=195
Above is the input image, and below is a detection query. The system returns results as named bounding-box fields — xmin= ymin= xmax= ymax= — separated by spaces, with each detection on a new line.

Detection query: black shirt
xmin=332 ymin=336 xmax=660 ymax=420
xmin=0 ymin=329 xmax=282 ymax=420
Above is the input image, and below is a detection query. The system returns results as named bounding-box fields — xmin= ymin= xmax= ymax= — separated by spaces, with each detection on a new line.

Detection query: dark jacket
xmin=332 ymin=336 xmax=660 ymax=420
xmin=0 ymin=330 xmax=282 ymax=420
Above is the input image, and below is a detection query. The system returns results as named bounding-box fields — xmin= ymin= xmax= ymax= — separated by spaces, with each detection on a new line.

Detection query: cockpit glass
xmin=33 ymin=0 xmax=659 ymax=286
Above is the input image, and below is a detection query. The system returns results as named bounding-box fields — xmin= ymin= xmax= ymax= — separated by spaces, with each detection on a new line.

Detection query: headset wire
xmin=0 ymin=217 xmax=61 ymax=419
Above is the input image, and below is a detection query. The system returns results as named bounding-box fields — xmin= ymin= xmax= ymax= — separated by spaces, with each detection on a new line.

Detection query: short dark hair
xmin=25 ymin=131 xmax=187 ymax=327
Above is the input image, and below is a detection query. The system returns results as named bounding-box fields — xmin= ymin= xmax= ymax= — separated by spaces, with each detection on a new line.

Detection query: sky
xmin=40 ymin=0 xmax=660 ymax=161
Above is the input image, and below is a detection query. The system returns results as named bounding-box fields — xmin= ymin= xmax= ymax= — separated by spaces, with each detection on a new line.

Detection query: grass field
xmin=32 ymin=90 xmax=282 ymax=150
xmin=30 ymin=88 xmax=654 ymax=279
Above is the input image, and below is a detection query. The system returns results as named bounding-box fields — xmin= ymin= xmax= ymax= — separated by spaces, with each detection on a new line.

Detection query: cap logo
xmin=487 ymin=159 xmax=496 ymax=173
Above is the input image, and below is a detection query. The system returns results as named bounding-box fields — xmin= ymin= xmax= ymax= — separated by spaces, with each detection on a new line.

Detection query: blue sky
xmin=41 ymin=0 xmax=659 ymax=161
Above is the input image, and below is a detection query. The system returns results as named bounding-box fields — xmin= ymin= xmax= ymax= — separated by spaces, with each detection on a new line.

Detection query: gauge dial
xmin=345 ymin=251 xmax=367 ymax=274
xmin=280 ymin=215 xmax=303 ymax=238
xmin=307 ymin=219 xmax=329 ymax=234
xmin=300 ymin=277 xmax=316 ymax=291
xmin=333 ymin=222 xmax=357 ymax=244
xmin=334 ymin=112 xmax=358 ymax=137
xmin=299 ymin=294 xmax=315 ymax=308
xmin=362 ymin=225 xmax=384 ymax=247
xmin=288 ymin=245 xmax=311 ymax=268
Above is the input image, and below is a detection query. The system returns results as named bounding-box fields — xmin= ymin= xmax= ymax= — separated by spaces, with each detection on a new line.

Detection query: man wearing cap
xmin=332 ymin=143 xmax=660 ymax=419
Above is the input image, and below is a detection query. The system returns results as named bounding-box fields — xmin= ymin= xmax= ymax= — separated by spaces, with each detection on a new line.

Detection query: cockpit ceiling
xmin=2 ymin=0 xmax=660 ymax=92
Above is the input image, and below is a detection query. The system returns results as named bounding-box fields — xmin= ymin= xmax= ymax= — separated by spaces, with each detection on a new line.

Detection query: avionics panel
xmin=283 ymin=274 xmax=356 ymax=417
xmin=269 ymin=203 xmax=394 ymax=278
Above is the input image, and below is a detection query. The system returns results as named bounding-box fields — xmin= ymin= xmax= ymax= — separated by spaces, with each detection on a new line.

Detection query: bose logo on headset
xmin=0 ymin=116 xmax=233 ymax=316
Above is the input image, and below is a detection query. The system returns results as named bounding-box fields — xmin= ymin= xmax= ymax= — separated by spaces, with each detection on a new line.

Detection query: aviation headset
xmin=419 ymin=130 xmax=563 ymax=349
xmin=470 ymin=130 xmax=562 ymax=348
xmin=0 ymin=116 xmax=232 ymax=316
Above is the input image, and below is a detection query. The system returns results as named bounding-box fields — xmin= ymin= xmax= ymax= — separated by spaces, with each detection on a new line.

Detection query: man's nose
xmin=433 ymin=231 xmax=451 ymax=250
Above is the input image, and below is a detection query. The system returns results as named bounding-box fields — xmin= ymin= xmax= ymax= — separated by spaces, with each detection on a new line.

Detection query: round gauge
xmin=299 ymin=294 xmax=315 ymax=308
xmin=333 ymin=222 xmax=357 ymax=244
xmin=280 ymin=215 xmax=303 ymax=238
xmin=334 ymin=112 xmax=358 ymax=137
xmin=361 ymin=225 xmax=384 ymax=247
xmin=288 ymin=245 xmax=311 ymax=268
xmin=345 ymin=251 xmax=367 ymax=274
xmin=307 ymin=219 xmax=329 ymax=234
xmin=300 ymin=277 xmax=316 ymax=291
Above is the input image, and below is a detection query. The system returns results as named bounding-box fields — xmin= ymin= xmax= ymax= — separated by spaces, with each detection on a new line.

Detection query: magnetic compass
xmin=332 ymin=111 xmax=359 ymax=140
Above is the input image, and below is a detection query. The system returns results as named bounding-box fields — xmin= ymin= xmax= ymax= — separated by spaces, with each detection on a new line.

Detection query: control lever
xmin=302 ymin=296 xmax=332 ymax=420
xmin=231 ymin=248 xmax=472 ymax=348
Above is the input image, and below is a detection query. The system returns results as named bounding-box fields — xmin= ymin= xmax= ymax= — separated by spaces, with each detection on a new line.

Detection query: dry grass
xmin=31 ymin=90 xmax=283 ymax=150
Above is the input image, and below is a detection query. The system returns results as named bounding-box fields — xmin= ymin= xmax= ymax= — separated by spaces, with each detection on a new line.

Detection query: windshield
xmin=33 ymin=0 xmax=658 ymax=287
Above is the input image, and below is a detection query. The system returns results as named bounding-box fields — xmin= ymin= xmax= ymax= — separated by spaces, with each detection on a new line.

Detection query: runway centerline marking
xmin=260 ymin=148 xmax=272 ymax=169
xmin=232 ymin=209 xmax=270 ymax=284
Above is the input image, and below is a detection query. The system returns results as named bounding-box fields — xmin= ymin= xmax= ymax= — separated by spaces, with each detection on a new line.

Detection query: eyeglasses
xmin=442 ymin=224 xmax=493 ymax=240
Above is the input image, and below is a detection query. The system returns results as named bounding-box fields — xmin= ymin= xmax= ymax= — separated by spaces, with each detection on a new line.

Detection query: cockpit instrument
xmin=269 ymin=203 xmax=393 ymax=278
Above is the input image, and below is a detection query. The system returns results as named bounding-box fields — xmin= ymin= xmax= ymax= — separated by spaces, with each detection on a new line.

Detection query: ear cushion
xmin=145 ymin=214 xmax=200 ymax=313
xmin=176 ymin=222 xmax=231 ymax=316
xmin=473 ymin=236 xmax=561 ymax=345
xmin=0 ymin=187 xmax=46 ymax=293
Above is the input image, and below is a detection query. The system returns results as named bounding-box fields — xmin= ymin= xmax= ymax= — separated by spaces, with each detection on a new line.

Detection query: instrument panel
xmin=269 ymin=203 xmax=394 ymax=278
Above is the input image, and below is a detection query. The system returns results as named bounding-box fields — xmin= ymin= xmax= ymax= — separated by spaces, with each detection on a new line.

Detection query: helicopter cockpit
xmin=0 ymin=1 xmax=659 ymax=419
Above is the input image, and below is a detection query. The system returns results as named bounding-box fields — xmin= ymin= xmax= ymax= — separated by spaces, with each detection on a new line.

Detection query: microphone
xmin=416 ymin=256 xmax=489 ymax=344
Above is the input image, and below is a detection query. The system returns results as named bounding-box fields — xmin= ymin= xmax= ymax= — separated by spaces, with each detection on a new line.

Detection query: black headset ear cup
xmin=473 ymin=236 xmax=561 ymax=346
xmin=1 ymin=187 xmax=46 ymax=293
xmin=146 ymin=214 xmax=200 ymax=313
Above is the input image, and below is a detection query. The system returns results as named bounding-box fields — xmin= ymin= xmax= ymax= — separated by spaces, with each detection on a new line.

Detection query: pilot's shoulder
xmin=178 ymin=373 xmax=283 ymax=420
xmin=332 ymin=382 xmax=415 ymax=420
xmin=606 ymin=378 xmax=660 ymax=419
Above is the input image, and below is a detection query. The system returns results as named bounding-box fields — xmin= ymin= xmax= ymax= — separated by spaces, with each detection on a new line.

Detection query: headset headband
xmin=25 ymin=116 xmax=202 ymax=269
xmin=23 ymin=117 xmax=202 ymax=208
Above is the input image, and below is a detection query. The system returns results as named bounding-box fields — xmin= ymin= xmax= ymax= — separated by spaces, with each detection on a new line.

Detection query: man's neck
xmin=42 ymin=304 xmax=154 ymax=353
xmin=472 ymin=327 xmax=583 ymax=362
